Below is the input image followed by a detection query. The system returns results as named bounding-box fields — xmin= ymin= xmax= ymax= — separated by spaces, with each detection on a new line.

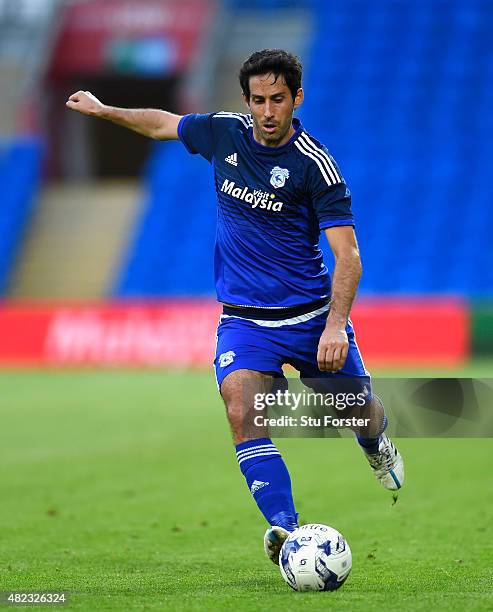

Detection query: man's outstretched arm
xmin=317 ymin=225 xmax=362 ymax=372
xmin=66 ymin=90 xmax=182 ymax=141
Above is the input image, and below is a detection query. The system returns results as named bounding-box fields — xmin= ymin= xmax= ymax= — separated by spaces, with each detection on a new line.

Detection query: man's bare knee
xmin=220 ymin=369 xmax=273 ymax=443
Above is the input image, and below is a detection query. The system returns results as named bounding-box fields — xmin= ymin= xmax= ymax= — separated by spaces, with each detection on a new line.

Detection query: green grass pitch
xmin=1 ymin=365 xmax=492 ymax=611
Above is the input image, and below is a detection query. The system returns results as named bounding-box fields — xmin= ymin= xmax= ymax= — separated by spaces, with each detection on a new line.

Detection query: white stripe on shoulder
xmin=299 ymin=133 xmax=337 ymax=183
xmin=300 ymin=133 xmax=343 ymax=183
xmin=294 ymin=139 xmax=335 ymax=186
xmin=215 ymin=111 xmax=253 ymax=125
xmin=215 ymin=112 xmax=248 ymax=117
xmin=213 ymin=112 xmax=251 ymax=129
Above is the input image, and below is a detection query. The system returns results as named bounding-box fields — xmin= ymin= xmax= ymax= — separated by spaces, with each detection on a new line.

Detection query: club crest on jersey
xmin=270 ymin=166 xmax=290 ymax=188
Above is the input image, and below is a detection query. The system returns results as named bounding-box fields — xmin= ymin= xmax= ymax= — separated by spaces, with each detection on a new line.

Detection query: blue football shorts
xmin=214 ymin=303 xmax=371 ymax=393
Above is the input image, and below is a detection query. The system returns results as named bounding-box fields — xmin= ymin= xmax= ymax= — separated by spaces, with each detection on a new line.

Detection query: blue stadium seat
xmin=0 ymin=139 xmax=42 ymax=295
xmin=115 ymin=141 xmax=217 ymax=296
xmin=301 ymin=0 xmax=493 ymax=295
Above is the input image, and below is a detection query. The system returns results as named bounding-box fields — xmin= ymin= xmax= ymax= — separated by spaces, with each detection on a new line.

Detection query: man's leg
xmin=355 ymin=393 xmax=387 ymax=454
xmin=356 ymin=395 xmax=404 ymax=490
xmin=288 ymin=312 xmax=404 ymax=490
xmin=220 ymin=368 xmax=298 ymax=563
xmin=322 ymin=384 xmax=404 ymax=490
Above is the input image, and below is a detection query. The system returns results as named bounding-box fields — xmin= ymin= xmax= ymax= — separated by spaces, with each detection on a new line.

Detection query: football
xmin=279 ymin=523 xmax=352 ymax=592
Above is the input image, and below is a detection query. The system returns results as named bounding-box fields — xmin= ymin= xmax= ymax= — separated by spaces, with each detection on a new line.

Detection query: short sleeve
xmin=306 ymin=154 xmax=355 ymax=230
xmin=178 ymin=113 xmax=215 ymax=162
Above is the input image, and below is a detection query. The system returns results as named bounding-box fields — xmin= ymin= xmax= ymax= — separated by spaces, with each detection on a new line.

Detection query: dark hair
xmin=239 ymin=49 xmax=302 ymax=101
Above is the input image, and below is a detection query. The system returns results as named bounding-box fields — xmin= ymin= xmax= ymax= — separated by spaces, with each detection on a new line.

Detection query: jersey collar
xmin=248 ymin=117 xmax=303 ymax=154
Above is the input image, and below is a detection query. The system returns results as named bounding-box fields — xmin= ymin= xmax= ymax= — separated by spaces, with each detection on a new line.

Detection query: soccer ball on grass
xmin=279 ymin=523 xmax=352 ymax=592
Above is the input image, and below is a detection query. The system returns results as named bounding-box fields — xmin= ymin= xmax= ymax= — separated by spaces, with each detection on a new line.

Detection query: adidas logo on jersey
xmin=250 ymin=480 xmax=270 ymax=494
xmin=225 ymin=152 xmax=238 ymax=166
xmin=220 ymin=179 xmax=284 ymax=212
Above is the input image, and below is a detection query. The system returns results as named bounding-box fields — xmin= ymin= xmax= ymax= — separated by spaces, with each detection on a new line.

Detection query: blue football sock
xmin=357 ymin=414 xmax=388 ymax=454
xmin=236 ymin=438 xmax=298 ymax=532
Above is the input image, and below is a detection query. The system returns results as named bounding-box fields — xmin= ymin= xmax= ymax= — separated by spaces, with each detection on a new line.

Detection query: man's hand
xmin=317 ymin=323 xmax=349 ymax=372
xmin=66 ymin=91 xmax=105 ymax=117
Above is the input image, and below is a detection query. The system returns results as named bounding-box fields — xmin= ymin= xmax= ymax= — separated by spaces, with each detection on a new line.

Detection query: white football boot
xmin=364 ymin=433 xmax=404 ymax=490
xmin=264 ymin=526 xmax=290 ymax=565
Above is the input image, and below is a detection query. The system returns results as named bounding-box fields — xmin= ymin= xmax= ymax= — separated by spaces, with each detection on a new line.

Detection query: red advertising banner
xmin=350 ymin=298 xmax=469 ymax=367
xmin=0 ymin=301 xmax=220 ymax=367
xmin=0 ymin=299 xmax=468 ymax=368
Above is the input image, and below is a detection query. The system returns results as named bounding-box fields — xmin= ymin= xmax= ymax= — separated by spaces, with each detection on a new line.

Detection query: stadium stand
xmin=1 ymin=1 xmax=489 ymax=299
xmin=116 ymin=0 xmax=493 ymax=298
xmin=9 ymin=180 xmax=141 ymax=300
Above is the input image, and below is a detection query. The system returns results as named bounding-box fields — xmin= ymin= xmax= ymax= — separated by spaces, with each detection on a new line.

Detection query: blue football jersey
xmin=178 ymin=112 xmax=354 ymax=308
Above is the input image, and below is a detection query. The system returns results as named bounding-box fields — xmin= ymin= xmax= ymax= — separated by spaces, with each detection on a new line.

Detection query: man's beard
xmin=254 ymin=118 xmax=290 ymax=146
